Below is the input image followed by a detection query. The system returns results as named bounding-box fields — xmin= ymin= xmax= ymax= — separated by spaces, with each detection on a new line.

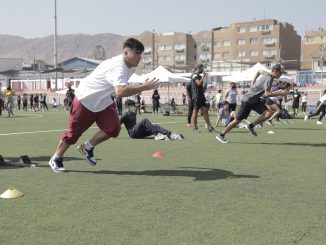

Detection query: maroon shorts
xmin=61 ymin=98 xmax=121 ymax=145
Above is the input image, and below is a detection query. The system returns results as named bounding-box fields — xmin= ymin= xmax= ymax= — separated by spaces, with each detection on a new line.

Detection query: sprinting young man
xmin=216 ymin=64 xmax=287 ymax=144
xmin=49 ymin=38 xmax=159 ymax=173
xmin=120 ymin=99 xmax=184 ymax=140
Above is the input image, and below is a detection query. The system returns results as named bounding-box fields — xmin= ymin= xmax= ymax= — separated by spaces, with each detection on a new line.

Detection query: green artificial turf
xmin=0 ymin=110 xmax=325 ymax=244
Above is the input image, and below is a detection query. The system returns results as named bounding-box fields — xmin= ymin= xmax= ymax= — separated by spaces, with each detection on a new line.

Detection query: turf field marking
xmin=0 ymin=120 xmax=189 ymax=136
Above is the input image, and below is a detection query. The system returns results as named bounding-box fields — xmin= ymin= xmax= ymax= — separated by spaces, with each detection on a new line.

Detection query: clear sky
xmin=1 ymin=0 xmax=325 ymax=39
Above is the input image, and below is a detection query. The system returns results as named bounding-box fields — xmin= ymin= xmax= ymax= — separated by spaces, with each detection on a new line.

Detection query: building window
xmin=249 ymin=26 xmax=257 ymax=32
xmin=250 ymin=50 xmax=259 ymax=56
xmin=199 ymin=53 xmax=211 ymax=62
xmin=158 ymin=45 xmax=172 ymax=51
xmin=306 ymin=36 xmax=315 ymax=43
xmin=214 ymin=41 xmax=221 ymax=47
xmin=142 ymin=57 xmax=152 ymax=64
xmin=237 ymin=51 xmax=246 ymax=57
xmin=214 ymin=53 xmax=221 ymax=59
xmin=223 ymin=40 xmax=231 ymax=47
xmin=175 ymin=55 xmax=185 ymax=61
xmin=237 ymin=39 xmax=246 ymax=45
xmin=174 ymin=44 xmax=185 ymax=51
xmin=158 ymin=56 xmax=172 ymax=61
xmin=222 ymin=52 xmax=230 ymax=58
xmin=250 ymin=38 xmax=258 ymax=45
xmin=237 ymin=26 xmax=246 ymax=33
xmin=262 ymin=37 xmax=277 ymax=44
xmin=259 ymin=24 xmax=273 ymax=32
xmin=143 ymin=47 xmax=152 ymax=54
xmin=262 ymin=49 xmax=277 ymax=57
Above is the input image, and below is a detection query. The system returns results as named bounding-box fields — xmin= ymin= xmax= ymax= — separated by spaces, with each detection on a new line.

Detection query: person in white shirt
xmin=304 ymin=89 xmax=326 ymax=125
xmin=225 ymin=82 xmax=238 ymax=112
xmin=49 ymin=38 xmax=159 ymax=173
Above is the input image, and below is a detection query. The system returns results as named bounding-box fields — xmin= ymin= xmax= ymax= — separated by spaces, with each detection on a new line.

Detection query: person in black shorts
xmin=216 ymin=64 xmax=288 ymax=144
xmin=190 ymin=64 xmax=215 ymax=133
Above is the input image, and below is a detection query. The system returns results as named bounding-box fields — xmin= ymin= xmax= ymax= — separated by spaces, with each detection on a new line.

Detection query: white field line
xmin=0 ymin=120 xmax=189 ymax=136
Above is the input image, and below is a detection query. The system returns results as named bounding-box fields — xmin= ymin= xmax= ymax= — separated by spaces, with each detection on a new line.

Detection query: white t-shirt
xmin=319 ymin=94 xmax=326 ymax=104
xmin=75 ymin=54 xmax=134 ymax=112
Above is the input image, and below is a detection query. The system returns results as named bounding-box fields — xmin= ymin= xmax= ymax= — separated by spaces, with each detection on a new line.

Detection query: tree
xmin=92 ymin=45 xmax=107 ymax=60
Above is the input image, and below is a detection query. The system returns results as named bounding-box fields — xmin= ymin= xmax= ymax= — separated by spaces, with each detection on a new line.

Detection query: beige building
xmin=136 ymin=31 xmax=196 ymax=73
xmin=136 ymin=19 xmax=301 ymax=73
xmin=302 ymin=29 xmax=326 ymax=71
xmin=211 ymin=19 xmax=301 ymax=71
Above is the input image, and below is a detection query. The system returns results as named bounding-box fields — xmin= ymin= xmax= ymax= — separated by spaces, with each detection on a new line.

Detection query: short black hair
xmin=123 ymin=38 xmax=144 ymax=52
xmin=124 ymin=99 xmax=135 ymax=107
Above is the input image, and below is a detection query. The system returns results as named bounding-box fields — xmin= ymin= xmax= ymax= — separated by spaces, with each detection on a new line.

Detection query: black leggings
xmin=308 ymin=102 xmax=325 ymax=121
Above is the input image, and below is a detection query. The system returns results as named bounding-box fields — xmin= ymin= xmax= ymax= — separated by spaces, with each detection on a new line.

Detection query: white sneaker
xmin=169 ymin=132 xmax=184 ymax=140
xmin=155 ymin=133 xmax=168 ymax=140
xmin=48 ymin=156 xmax=66 ymax=173
xmin=304 ymin=115 xmax=308 ymax=121
xmin=317 ymin=121 xmax=323 ymax=125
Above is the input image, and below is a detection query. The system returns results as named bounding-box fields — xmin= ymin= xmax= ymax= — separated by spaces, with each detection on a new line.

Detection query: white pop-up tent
xmin=222 ymin=63 xmax=271 ymax=82
xmin=140 ymin=65 xmax=191 ymax=83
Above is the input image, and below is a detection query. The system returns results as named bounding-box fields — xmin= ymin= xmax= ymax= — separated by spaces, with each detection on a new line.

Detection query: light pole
xmin=320 ymin=28 xmax=324 ymax=83
xmin=54 ymin=0 xmax=58 ymax=90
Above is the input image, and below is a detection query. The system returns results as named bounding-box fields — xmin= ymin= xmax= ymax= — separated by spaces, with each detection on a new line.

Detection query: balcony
xmin=143 ymin=50 xmax=152 ymax=54
xmin=175 ymin=47 xmax=185 ymax=52
xmin=200 ymin=46 xmax=210 ymax=51
xmin=265 ymin=42 xmax=275 ymax=46
xmin=263 ymin=54 xmax=275 ymax=59
xmin=175 ymin=60 xmax=184 ymax=64
xmin=143 ymin=60 xmax=152 ymax=65
xmin=260 ymin=30 xmax=271 ymax=34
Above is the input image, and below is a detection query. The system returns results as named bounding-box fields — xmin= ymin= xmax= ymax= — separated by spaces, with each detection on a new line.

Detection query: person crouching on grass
xmin=216 ymin=64 xmax=288 ymax=144
xmin=48 ymin=38 xmax=160 ymax=173
xmin=120 ymin=99 xmax=184 ymax=140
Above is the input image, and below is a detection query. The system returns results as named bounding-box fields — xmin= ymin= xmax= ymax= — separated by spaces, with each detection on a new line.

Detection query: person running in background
xmin=120 ymin=99 xmax=184 ymax=140
xmin=304 ymin=89 xmax=326 ymax=125
xmin=266 ymin=80 xmax=292 ymax=125
xmin=152 ymin=89 xmax=160 ymax=116
xmin=48 ymin=38 xmax=159 ymax=173
xmin=216 ymin=64 xmax=287 ymax=144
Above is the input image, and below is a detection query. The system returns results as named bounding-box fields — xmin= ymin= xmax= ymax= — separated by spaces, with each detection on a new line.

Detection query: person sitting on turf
xmin=120 ymin=99 xmax=184 ymax=140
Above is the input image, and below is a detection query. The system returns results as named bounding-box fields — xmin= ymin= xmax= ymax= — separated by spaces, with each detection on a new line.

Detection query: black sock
xmin=220 ymin=133 xmax=225 ymax=137
xmin=249 ymin=123 xmax=254 ymax=128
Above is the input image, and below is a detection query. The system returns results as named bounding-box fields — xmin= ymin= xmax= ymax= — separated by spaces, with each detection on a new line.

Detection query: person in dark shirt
xmin=190 ymin=64 xmax=215 ymax=133
xmin=292 ymin=89 xmax=301 ymax=116
xmin=120 ymin=99 xmax=184 ymax=140
xmin=66 ymin=83 xmax=75 ymax=109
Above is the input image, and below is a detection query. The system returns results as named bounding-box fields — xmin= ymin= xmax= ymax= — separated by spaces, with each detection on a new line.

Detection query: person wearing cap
xmin=49 ymin=38 xmax=160 ymax=173
xmin=190 ymin=64 xmax=215 ymax=133
xmin=120 ymin=99 xmax=184 ymax=140
xmin=216 ymin=64 xmax=288 ymax=143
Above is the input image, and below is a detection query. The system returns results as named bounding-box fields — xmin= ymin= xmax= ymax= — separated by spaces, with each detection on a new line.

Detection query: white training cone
xmin=0 ymin=188 xmax=24 ymax=199
xmin=267 ymin=131 xmax=275 ymax=134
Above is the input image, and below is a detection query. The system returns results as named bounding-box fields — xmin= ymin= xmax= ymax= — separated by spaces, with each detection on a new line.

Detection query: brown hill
xmin=0 ymin=33 xmax=124 ymax=64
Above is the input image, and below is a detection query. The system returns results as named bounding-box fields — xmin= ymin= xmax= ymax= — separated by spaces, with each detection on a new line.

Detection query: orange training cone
xmin=152 ymin=151 xmax=164 ymax=158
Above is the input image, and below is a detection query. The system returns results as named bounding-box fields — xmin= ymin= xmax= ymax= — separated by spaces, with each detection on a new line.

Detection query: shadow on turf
xmin=67 ymin=167 xmax=259 ymax=181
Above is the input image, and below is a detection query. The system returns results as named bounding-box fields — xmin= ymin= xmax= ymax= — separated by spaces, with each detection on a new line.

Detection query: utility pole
xmin=54 ymin=0 xmax=58 ymax=90
xmin=152 ymin=29 xmax=155 ymax=70
xmin=320 ymin=28 xmax=324 ymax=83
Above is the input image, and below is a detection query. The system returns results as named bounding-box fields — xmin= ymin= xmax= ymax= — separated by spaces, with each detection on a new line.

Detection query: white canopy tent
xmin=222 ymin=63 xmax=271 ymax=83
xmin=139 ymin=65 xmax=191 ymax=83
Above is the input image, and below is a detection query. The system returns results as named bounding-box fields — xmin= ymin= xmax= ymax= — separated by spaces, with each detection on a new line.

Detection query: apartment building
xmin=302 ymin=29 xmax=326 ymax=71
xmin=211 ymin=19 xmax=301 ymax=71
xmin=136 ymin=31 xmax=196 ymax=73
